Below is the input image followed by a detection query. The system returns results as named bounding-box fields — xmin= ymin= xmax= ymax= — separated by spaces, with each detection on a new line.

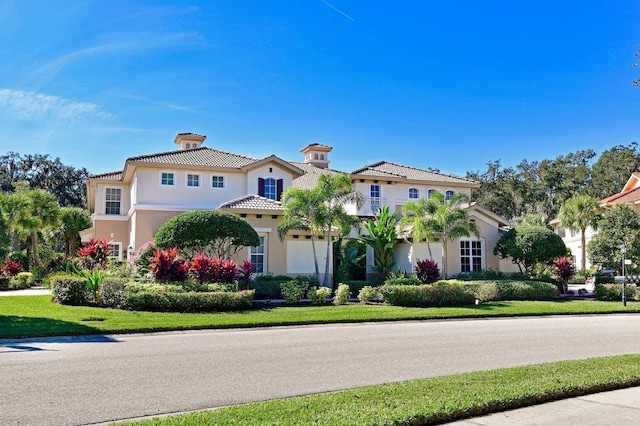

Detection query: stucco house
xmin=81 ymin=133 xmax=514 ymax=281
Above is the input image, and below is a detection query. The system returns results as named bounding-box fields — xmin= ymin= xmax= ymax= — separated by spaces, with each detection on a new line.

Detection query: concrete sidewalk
xmin=0 ymin=286 xmax=51 ymax=296
xmin=451 ymin=386 xmax=640 ymax=425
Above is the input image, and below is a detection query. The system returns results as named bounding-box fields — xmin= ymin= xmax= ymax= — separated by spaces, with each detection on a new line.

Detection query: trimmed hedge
xmin=51 ymin=275 xmax=89 ymax=305
xmin=123 ymin=290 xmax=255 ymax=312
xmin=595 ymin=284 xmax=639 ymax=301
xmin=99 ymin=277 xmax=129 ymax=309
xmin=384 ymin=277 xmax=422 ymax=286
xmin=381 ymin=280 xmax=558 ymax=307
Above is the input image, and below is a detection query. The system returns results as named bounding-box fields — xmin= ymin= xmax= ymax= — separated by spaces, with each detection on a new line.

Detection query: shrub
xmin=1 ymin=260 xmax=22 ymax=276
xmin=333 ymin=284 xmax=351 ymax=305
xmin=99 ymin=277 xmax=129 ymax=308
xmin=16 ymin=272 xmax=34 ymax=287
xmin=308 ymin=287 xmax=331 ymax=305
xmin=133 ymin=241 xmax=156 ymax=273
xmin=77 ymin=238 xmax=110 ymax=270
xmin=255 ymin=274 xmax=292 ymax=282
xmin=385 ymin=277 xmax=422 ymax=286
xmin=280 ymin=280 xmax=308 ymax=304
xmin=30 ymin=265 xmax=48 ymax=283
xmin=455 ymin=269 xmax=505 ymax=281
xmin=340 ymin=280 xmax=372 ymax=296
xmin=51 ymin=275 xmax=89 ymax=305
xmin=123 ymin=290 xmax=255 ymax=312
xmin=79 ymin=269 xmax=104 ymax=303
xmin=188 ymin=252 xmax=214 ymax=284
xmin=595 ymin=284 xmax=638 ymax=301
xmin=595 ymin=275 xmax=615 ymax=284
xmin=251 ymin=280 xmax=283 ymax=299
xmin=0 ymin=276 xmax=9 ymax=290
xmin=237 ymin=259 xmax=254 ymax=290
xmin=553 ymin=256 xmax=576 ymax=293
xmin=468 ymin=281 xmax=499 ymax=301
xmin=149 ymin=248 xmax=189 ymax=282
xmin=496 ymin=281 xmax=556 ymax=301
xmin=9 ymin=277 xmax=29 ymax=289
xmin=414 ymin=259 xmax=440 ymax=284
xmin=381 ymin=282 xmax=475 ymax=307
xmin=358 ymin=286 xmax=380 ymax=303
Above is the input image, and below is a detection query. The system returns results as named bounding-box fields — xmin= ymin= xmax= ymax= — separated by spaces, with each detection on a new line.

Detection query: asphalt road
xmin=2 ymin=315 xmax=640 ymax=425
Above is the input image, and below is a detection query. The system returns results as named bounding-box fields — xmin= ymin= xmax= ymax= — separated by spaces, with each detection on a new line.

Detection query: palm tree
xmin=24 ymin=189 xmax=60 ymax=267
xmin=401 ymin=191 xmax=478 ymax=278
xmin=315 ymin=173 xmax=363 ymax=287
xmin=0 ymin=192 xmax=36 ymax=252
xmin=54 ymin=207 xmax=92 ymax=256
xmin=558 ymin=194 xmax=598 ymax=271
xmin=399 ymin=197 xmax=439 ymax=260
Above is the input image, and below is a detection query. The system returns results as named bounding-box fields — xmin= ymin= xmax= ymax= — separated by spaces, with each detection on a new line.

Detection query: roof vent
xmin=174 ymin=133 xmax=206 ymax=150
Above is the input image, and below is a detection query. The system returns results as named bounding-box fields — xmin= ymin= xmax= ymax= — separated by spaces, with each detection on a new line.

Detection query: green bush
xmin=358 ymin=286 xmax=380 ymax=303
xmin=381 ymin=282 xmax=475 ymax=307
xmin=333 ymin=284 xmax=351 ymax=305
xmin=255 ymin=274 xmax=292 ymax=282
xmin=251 ymin=280 xmax=283 ymax=299
xmin=123 ymin=290 xmax=255 ymax=312
xmin=51 ymin=275 xmax=89 ymax=305
xmin=99 ymin=277 xmax=130 ymax=309
xmin=496 ymin=281 xmax=556 ymax=301
xmin=308 ymin=287 xmax=331 ymax=305
xmin=9 ymin=276 xmax=29 ymax=290
xmin=454 ymin=269 xmax=504 ymax=281
xmin=280 ymin=280 xmax=309 ymax=304
xmin=341 ymin=280 xmax=372 ymax=295
xmin=0 ymin=276 xmax=9 ymax=290
xmin=595 ymin=284 xmax=639 ymax=301
xmin=595 ymin=275 xmax=615 ymax=284
xmin=384 ymin=277 xmax=422 ymax=286
xmin=466 ymin=281 xmax=499 ymax=301
xmin=31 ymin=265 xmax=47 ymax=282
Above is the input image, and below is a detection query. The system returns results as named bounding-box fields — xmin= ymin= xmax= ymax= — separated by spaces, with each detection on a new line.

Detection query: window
xmin=370 ymin=184 xmax=381 ymax=212
xmin=264 ymin=178 xmax=276 ymax=200
xmin=161 ymin=172 xmax=175 ymax=186
xmin=445 ymin=190 xmax=455 ymax=203
xmin=185 ymin=143 xmax=191 ymax=149
xmin=105 ymin=188 xmax=121 ymax=215
xmin=460 ymin=240 xmax=483 ymax=272
xmin=211 ymin=175 xmax=225 ymax=189
xmin=108 ymin=242 xmax=122 ymax=261
xmin=250 ymin=236 xmax=266 ymax=274
xmin=186 ymin=174 xmax=200 ymax=188
xmin=427 ymin=189 xmax=436 ymax=199
xmin=408 ymin=188 xmax=419 ymax=199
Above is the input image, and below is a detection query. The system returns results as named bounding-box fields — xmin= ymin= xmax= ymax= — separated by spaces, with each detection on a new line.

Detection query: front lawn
xmin=121 ymin=354 xmax=640 ymax=425
xmin=1 ymin=295 xmax=640 ymax=339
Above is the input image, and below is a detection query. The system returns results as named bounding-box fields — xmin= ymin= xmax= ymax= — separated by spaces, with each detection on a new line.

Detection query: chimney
xmin=300 ymin=143 xmax=332 ymax=169
xmin=174 ymin=133 xmax=206 ymax=150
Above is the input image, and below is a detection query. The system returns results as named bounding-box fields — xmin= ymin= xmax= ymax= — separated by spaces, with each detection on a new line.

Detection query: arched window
xmin=264 ymin=178 xmax=276 ymax=200
xmin=320 ymin=154 xmax=325 ymax=160
xmin=408 ymin=188 xmax=419 ymax=199
xmin=185 ymin=143 xmax=191 ymax=149
xmin=314 ymin=153 xmax=319 ymax=160
xmin=427 ymin=188 xmax=436 ymax=199
xmin=445 ymin=190 xmax=455 ymax=203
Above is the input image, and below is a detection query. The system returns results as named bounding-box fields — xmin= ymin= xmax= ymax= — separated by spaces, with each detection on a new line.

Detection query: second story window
xmin=186 ymin=174 xmax=200 ymax=188
xmin=408 ymin=188 xmax=419 ymax=199
xmin=427 ymin=189 xmax=436 ymax=199
xmin=264 ymin=178 xmax=276 ymax=200
xmin=211 ymin=175 xmax=225 ymax=189
xmin=370 ymin=184 xmax=381 ymax=212
xmin=445 ymin=190 xmax=455 ymax=203
xmin=161 ymin=172 xmax=175 ymax=186
xmin=105 ymin=188 xmax=121 ymax=215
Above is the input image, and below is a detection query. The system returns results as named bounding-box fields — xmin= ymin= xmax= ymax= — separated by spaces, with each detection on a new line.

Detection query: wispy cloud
xmin=0 ymin=89 xmax=112 ymax=122
xmin=321 ymin=0 xmax=355 ymax=21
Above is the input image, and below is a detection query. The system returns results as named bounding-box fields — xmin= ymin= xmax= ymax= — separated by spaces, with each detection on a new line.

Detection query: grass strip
xmin=2 ymin=296 xmax=640 ymax=339
xmin=120 ymin=354 xmax=640 ymax=425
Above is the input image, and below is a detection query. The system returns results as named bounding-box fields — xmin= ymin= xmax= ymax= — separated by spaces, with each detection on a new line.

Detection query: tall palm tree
xmin=25 ymin=189 xmax=60 ymax=267
xmin=401 ymin=191 xmax=478 ymax=278
xmin=315 ymin=173 xmax=363 ymax=287
xmin=0 ymin=192 xmax=36 ymax=252
xmin=399 ymin=197 xmax=438 ymax=259
xmin=558 ymin=194 xmax=598 ymax=271
xmin=55 ymin=207 xmax=92 ymax=256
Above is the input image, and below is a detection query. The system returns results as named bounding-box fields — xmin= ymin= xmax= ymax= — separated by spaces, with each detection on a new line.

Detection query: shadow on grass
xmin=0 ymin=315 xmax=120 ymax=341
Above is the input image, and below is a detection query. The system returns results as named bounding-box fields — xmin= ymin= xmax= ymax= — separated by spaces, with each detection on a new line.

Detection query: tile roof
xmin=600 ymin=186 xmax=640 ymax=205
xmin=127 ymin=147 xmax=257 ymax=168
xmin=219 ymin=195 xmax=283 ymax=211
xmin=351 ymin=161 xmax=475 ymax=184
xmin=290 ymin=162 xmax=341 ymax=190
xmin=89 ymin=171 xmax=123 ymax=180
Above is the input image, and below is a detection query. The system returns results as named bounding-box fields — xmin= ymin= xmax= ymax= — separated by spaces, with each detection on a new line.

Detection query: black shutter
xmin=258 ymin=178 xmax=265 ymax=197
xmin=276 ymin=179 xmax=283 ymax=201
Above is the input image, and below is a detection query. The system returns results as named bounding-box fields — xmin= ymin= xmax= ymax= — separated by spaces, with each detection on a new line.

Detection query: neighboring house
xmin=550 ymin=219 xmax=597 ymax=270
xmin=82 ymin=132 xmax=516 ymax=281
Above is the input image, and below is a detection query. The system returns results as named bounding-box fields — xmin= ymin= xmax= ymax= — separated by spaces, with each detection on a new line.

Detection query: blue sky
xmin=0 ymin=1 xmax=639 ymax=177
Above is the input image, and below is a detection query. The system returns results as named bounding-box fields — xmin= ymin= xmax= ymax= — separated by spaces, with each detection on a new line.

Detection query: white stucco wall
xmin=246 ymin=164 xmax=294 ymax=195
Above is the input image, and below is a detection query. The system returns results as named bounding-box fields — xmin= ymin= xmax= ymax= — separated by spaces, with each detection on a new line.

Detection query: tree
xmin=0 ymin=192 xmax=34 ymax=252
xmin=23 ymin=189 xmax=60 ymax=267
xmin=359 ymin=206 xmax=398 ymax=282
xmin=315 ymin=173 xmax=364 ymax=287
xmin=52 ymin=207 xmax=92 ymax=256
xmin=401 ymin=191 xmax=478 ymax=278
xmin=154 ymin=210 xmax=260 ymax=259
xmin=587 ymin=204 xmax=640 ymax=271
xmin=589 ymin=143 xmax=640 ymax=200
xmin=493 ymin=226 xmax=567 ymax=275
xmin=558 ymin=194 xmax=598 ymax=271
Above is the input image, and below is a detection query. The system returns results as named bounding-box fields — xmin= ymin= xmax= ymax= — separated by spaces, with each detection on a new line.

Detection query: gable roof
xmin=351 ymin=161 xmax=478 ymax=187
xmin=600 ymin=186 xmax=640 ymax=207
xmin=241 ymin=155 xmax=305 ymax=176
xmin=290 ymin=162 xmax=342 ymax=190
xmin=219 ymin=195 xmax=283 ymax=211
xmin=127 ymin=147 xmax=257 ymax=169
xmin=90 ymin=171 xmax=123 ymax=181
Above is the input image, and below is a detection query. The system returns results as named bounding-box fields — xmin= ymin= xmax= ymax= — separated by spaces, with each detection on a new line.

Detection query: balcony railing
xmin=360 ymin=197 xmax=388 ymax=215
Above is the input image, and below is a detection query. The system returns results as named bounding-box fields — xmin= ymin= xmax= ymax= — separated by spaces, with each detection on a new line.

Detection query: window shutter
xmin=258 ymin=178 xmax=265 ymax=197
xmin=276 ymin=179 xmax=283 ymax=201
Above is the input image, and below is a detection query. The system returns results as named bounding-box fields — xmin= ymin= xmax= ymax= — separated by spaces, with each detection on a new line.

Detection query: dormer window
xmin=258 ymin=177 xmax=283 ymax=200
xmin=408 ymin=188 xmax=419 ymax=199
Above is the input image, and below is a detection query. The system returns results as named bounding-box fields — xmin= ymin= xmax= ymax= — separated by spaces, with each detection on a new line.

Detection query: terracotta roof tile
xmin=351 ymin=161 xmax=475 ymax=184
xmin=128 ymin=147 xmax=256 ymax=168
xmin=219 ymin=195 xmax=283 ymax=211
xmin=89 ymin=171 xmax=123 ymax=180
xmin=290 ymin=162 xmax=342 ymax=190
xmin=600 ymin=187 xmax=640 ymax=205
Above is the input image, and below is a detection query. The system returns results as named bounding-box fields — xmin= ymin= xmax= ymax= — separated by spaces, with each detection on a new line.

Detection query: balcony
xmin=359 ymin=197 xmax=388 ymax=215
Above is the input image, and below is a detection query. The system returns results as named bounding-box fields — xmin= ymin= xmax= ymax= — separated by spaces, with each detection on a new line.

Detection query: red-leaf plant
xmin=553 ymin=256 xmax=576 ymax=294
xmin=414 ymin=258 xmax=441 ymax=284
xmin=77 ymin=238 xmax=110 ymax=269
xmin=1 ymin=260 xmax=22 ymax=277
xmin=237 ymin=259 xmax=254 ymax=290
xmin=149 ymin=248 xmax=189 ymax=282
xmin=188 ymin=252 xmax=213 ymax=284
